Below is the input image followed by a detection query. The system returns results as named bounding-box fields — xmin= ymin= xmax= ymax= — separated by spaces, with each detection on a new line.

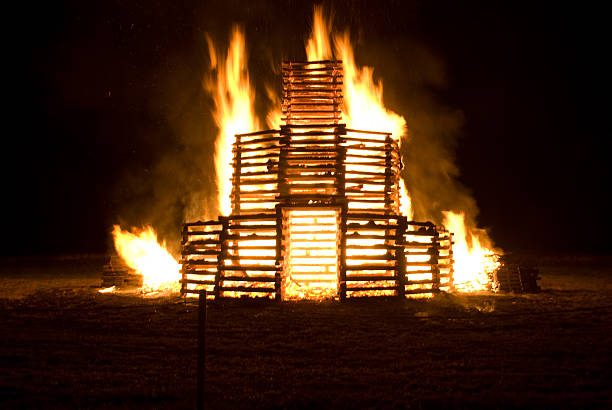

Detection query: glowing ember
xmin=442 ymin=211 xmax=499 ymax=291
xmin=98 ymin=285 xmax=116 ymax=293
xmin=112 ymin=225 xmax=181 ymax=292
xmin=284 ymin=209 xmax=340 ymax=300
xmin=205 ymin=26 xmax=259 ymax=216
xmin=333 ymin=33 xmax=407 ymax=142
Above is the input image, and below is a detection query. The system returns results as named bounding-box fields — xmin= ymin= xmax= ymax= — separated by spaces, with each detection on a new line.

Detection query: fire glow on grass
xmin=111 ymin=225 xmax=181 ymax=293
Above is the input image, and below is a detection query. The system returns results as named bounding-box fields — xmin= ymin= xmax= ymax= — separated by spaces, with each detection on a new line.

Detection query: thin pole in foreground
xmin=197 ymin=289 xmax=207 ymax=410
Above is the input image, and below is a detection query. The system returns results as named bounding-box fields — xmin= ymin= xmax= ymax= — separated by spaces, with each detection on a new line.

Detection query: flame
xmin=265 ymin=84 xmax=283 ymax=130
xmin=333 ymin=33 xmax=407 ymax=142
xmin=305 ymin=6 xmax=333 ymax=61
xmin=205 ymin=27 xmax=258 ymax=216
xmin=399 ymin=179 xmax=414 ymax=220
xmin=442 ymin=211 xmax=499 ymax=291
xmin=112 ymin=225 xmax=181 ymax=292
xmin=304 ymin=8 xmax=411 ymax=218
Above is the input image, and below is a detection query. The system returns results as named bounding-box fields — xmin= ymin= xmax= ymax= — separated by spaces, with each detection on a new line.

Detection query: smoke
xmin=113 ymin=48 xmax=218 ymax=253
xmin=383 ymin=42 xmax=495 ymax=249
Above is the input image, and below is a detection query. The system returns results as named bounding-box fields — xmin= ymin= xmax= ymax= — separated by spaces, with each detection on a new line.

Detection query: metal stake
xmin=197 ymin=289 xmax=206 ymax=410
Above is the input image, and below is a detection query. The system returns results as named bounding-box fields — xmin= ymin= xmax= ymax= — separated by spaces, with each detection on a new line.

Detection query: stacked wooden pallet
xmin=180 ymin=220 xmax=223 ymax=296
xmin=495 ymin=262 xmax=541 ymax=293
xmin=282 ymin=60 xmax=343 ymax=126
xmin=231 ymin=131 xmax=282 ymax=215
xmin=101 ymin=254 xmax=142 ymax=288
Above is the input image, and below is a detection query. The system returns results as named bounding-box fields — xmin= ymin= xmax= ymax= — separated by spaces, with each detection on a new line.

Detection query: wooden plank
xmin=345 ymin=265 xmax=398 ymax=271
xmin=181 ymin=249 xmax=221 ymax=256
xmin=404 ymin=288 xmax=435 ymax=295
xmin=223 ymin=255 xmax=277 ymax=260
xmin=233 ymin=145 xmax=281 ymax=154
xmin=221 ymin=265 xmax=280 ymax=271
xmin=346 ymin=234 xmax=397 ymax=240
xmin=183 ymin=230 xmax=223 ymax=236
xmin=346 ymin=255 xmax=396 ymax=261
xmin=180 ymin=279 xmax=215 ymax=285
xmin=184 ymin=261 xmax=218 ymax=267
xmin=184 ymin=220 xmax=223 ymax=227
xmin=235 ymin=129 xmax=281 ymax=137
xmin=405 ymin=279 xmax=436 ymax=285
xmin=346 ymin=286 xmax=397 ymax=292
xmin=220 ymin=286 xmax=276 ymax=293
xmin=345 ymin=275 xmax=396 ymax=281
xmin=221 ymin=276 xmax=277 ymax=282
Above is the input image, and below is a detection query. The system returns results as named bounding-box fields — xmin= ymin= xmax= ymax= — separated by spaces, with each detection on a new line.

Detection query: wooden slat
xmin=221 ymin=276 xmax=277 ymax=282
xmin=220 ymin=286 xmax=276 ymax=293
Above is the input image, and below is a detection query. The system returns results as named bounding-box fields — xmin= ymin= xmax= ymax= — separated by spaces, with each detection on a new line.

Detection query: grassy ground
xmin=0 ymin=255 xmax=611 ymax=409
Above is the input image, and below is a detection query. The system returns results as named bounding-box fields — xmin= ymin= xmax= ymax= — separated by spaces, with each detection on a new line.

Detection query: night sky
xmin=3 ymin=1 xmax=608 ymax=256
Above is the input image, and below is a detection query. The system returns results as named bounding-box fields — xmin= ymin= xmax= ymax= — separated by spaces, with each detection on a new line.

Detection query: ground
xmin=0 ymin=255 xmax=611 ymax=409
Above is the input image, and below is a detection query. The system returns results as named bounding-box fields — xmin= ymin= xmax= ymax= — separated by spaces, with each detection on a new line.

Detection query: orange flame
xmin=333 ymin=33 xmax=407 ymax=143
xmin=442 ymin=211 xmax=499 ymax=291
xmin=112 ymin=225 xmax=181 ymax=292
xmin=205 ymin=27 xmax=259 ymax=216
xmin=302 ymin=8 xmax=497 ymax=293
xmin=304 ymin=8 xmax=412 ymax=218
xmin=265 ymin=84 xmax=283 ymax=130
xmin=305 ymin=6 xmax=333 ymax=61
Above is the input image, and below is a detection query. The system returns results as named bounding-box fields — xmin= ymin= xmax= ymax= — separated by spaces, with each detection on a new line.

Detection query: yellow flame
xmin=304 ymin=9 xmax=411 ymax=218
xmin=305 ymin=5 xmax=333 ymax=61
xmin=442 ymin=211 xmax=499 ymax=291
xmin=333 ymin=32 xmax=407 ymax=142
xmin=399 ymin=178 xmax=414 ymax=220
xmin=205 ymin=26 xmax=258 ymax=216
xmin=265 ymin=84 xmax=283 ymax=130
xmin=112 ymin=225 xmax=181 ymax=292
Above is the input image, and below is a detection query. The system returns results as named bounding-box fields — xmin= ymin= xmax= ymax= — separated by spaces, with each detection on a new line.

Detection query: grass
xmin=0 ymin=256 xmax=611 ymax=409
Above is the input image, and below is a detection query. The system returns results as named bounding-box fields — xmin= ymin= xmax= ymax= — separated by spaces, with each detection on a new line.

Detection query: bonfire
xmin=108 ymin=7 xmax=501 ymax=299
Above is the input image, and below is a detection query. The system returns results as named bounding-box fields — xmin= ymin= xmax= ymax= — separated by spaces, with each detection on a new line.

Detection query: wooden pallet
xmin=495 ymin=263 xmax=541 ymax=293
xmin=101 ymin=255 xmax=143 ymax=288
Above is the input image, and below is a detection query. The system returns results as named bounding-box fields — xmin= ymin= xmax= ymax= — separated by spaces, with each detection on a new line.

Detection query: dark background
xmin=2 ymin=0 xmax=608 ymax=256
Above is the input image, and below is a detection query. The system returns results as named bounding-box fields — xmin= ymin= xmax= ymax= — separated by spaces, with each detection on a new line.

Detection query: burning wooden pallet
xmin=101 ymin=254 xmax=143 ymax=288
xmin=181 ymin=60 xmax=454 ymax=300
